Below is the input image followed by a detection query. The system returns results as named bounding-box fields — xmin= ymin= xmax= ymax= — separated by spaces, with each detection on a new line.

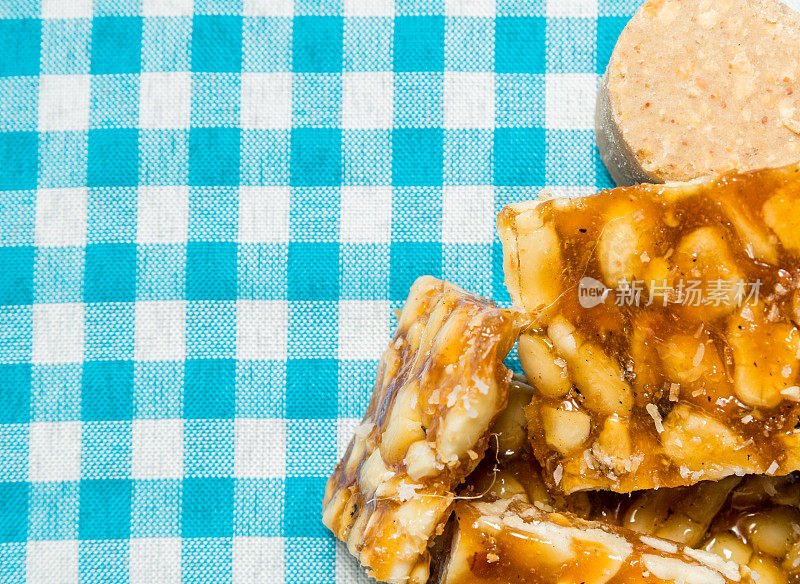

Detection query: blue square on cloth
xmin=91 ymin=17 xmax=143 ymax=75
xmin=242 ymin=17 xmax=292 ymax=73
xmin=142 ymin=16 xmax=191 ymax=72
xmin=139 ymin=129 xmax=189 ymax=185
xmin=496 ymin=17 xmax=545 ymax=73
xmin=131 ymin=479 xmax=181 ymax=537
xmin=233 ymin=479 xmax=283 ymax=537
xmin=81 ymin=421 xmax=132 ymax=480
xmin=0 ymin=19 xmax=40 ymax=77
xmin=185 ymin=419 xmax=234 ymax=478
xmin=41 ymin=19 xmax=91 ymax=75
xmin=39 ymin=131 xmax=88 ymax=189
xmin=287 ymin=242 xmax=339 ymax=301
xmin=183 ymin=478 xmax=234 ymax=538
xmin=0 ymin=78 xmax=38 ymax=133
xmin=0 ymin=483 xmax=27 ymax=542
xmin=444 ymin=16 xmax=494 ymax=72
xmin=286 ymin=359 xmax=337 ymax=419
xmin=393 ymin=16 xmax=444 ymax=72
xmin=0 ymin=364 xmax=30 ymax=425
xmin=0 ymin=247 xmax=33 ymax=306
xmin=0 ymin=543 xmax=24 ymax=584
xmin=79 ymin=540 xmax=128 ymax=584
xmin=79 ymin=479 xmax=132 ymax=540
xmin=182 ymin=537 xmax=232 ymax=584
xmin=292 ymin=16 xmax=343 ymax=73
xmin=597 ymin=16 xmax=628 ymax=74
xmin=31 ymin=364 xmax=81 ymax=422
xmin=392 ymin=128 xmax=443 ymax=186
xmin=283 ymin=476 xmax=327 ymax=537
xmin=87 ymin=129 xmax=139 ymax=187
xmin=184 ymin=359 xmax=236 ymax=419
xmin=0 ymin=190 xmax=34 ymax=247
xmin=189 ymin=128 xmax=241 ymax=187
xmin=494 ymin=127 xmax=545 ymax=186
xmin=390 ymin=241 xmax=442 ymax=301
xmin=84 ymin=303 xmax=135 ymax=361
xmin=187 ymin=242 xmax=238 ymax=300
xmin=0 ymin=425 xmax=28 ymax=482
xmin=84 ymin=243 xmax=137 ymax=303
xmin=290 ymin=128 xmax=342 ymax=187
xmin=192 ymin=16 xmax=243 ymax=73
xmin=284 ymin=538 xmax=335 ymax=584
xmin=34 ymin=247 xmax=84 ymax=304
xmin=0 ymin=132 xmax=38 ymax=191
xmin=28 ymin=482 xmax=79 ymax=540
xmin=89 ymin=74 xmax=140 ymax=130
xmin=82 ymin=361 xmax=134 ymax=421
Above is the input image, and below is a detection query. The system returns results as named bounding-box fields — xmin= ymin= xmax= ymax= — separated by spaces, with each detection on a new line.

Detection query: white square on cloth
xmin=444 ymin=72 xmax=495 ymax=129
xmin=38 ymin=75 xmax=90 ymax=132
xmin=27 ymin=540 xmax=79 ymax=584
xmin=137 ymin=186 xmax=189 ymax=245
xmin=337 ymin=300 xmax=390 ymax=361
xmin=41 ymin=0 xmax=92 ymax=19
xmin=445 ymin=0 xmax=495 ymax=16
xmin=233 ymin=537 xmax=285 ymax=584
xmin=132 ymin=419 xmax=184 ymax=480
xmin=139 ymin=72 xmax=192 ymax=129
xmin=35 ymin=188 xmax=87 ymax=248
xmin=28 ymin=422 xmax=82 ymax=482
xmin=130 ymin=538 xmax=182 ymax=584
xmin=240 ymin=73 xmax=292 ymax=130
xmin=442 ymin=185 xmax=495 ymax=244
xmin=143 ymin=0 xmax=194 ymax=16
xmin=135 ymin=301 xmax=186 ymax=362
xmin=344 ymin=0 xmax=394 ymax=16
xmin=32 ymin=303 xmax=84 ymax=364
xmin=236 ymin=300 xmax=288 ymax=361
xmin=234 ymin=418 xmax=286 ymax=479
xmin=339 ymin=186 xmax=392 ymax=244
xmin=546 ymin=0 xmax=598 ymax=17
xmin=243 ymin=0 xmax=293 ymax=16
xmin=341 ymin=72 xmax=393 ymax=129
xmin=545 ymin=73 xmax=598 ymax=130
xmin=238 ymin=187 xmax=290 ymax=244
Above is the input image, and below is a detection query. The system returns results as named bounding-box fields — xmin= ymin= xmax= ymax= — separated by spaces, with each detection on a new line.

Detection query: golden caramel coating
xmin=497 ymin=163 xmax=800 ymax=493
xmin=321 ymin=276 xmax=519 ymax=584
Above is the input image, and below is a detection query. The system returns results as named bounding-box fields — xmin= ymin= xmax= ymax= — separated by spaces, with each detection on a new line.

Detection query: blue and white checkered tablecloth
xmin=0 ymin=0 xmax=751 ymax=582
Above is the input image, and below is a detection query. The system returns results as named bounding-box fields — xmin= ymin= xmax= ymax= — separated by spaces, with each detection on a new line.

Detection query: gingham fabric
xmin=3 ymin=0 xmax=797 ymax=583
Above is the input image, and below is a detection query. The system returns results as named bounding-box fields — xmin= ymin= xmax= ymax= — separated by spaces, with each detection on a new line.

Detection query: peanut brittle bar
xmin=497 ymin=163 xmax=800 ymax=493
xmin=321 ymin=276 xmax=519 ymax=584
xmin=435 ymin=497 xmax=748 ymax=584
xmin=444 ymin=440 xmax=799 ymax=584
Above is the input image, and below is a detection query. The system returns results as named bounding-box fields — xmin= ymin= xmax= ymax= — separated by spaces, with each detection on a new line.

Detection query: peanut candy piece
xmin=497 ymin=163 xmax=800 ymax=493
xmin=449 ymin=449 xmax=800 ymax=584
xmin=434 ymin=497 xmax=749 ymax=584
xmin=321 ymin=276 xmax=519 ymax=584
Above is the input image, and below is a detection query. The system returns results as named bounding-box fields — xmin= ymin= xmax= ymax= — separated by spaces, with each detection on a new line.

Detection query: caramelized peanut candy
xmin=449 ymin=450 xmax=800 ymax=584
xmin=321 ymin=276 xmax=519 ymax=584
xmin=498 ymin=163 xmax=800 ymax=493
xmin=434 ymin=498 xmax=749 ymax=584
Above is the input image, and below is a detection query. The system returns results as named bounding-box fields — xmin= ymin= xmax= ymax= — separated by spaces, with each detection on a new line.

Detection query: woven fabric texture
xmin=0 ymin=0 xmax=749 ymax=582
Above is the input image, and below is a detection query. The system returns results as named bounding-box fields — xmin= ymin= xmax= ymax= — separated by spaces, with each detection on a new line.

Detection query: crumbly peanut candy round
xmin=321 ymin=276 xmax=520 ymax=584
xmin=442 ymin=447 xmax=800 ymax=584
xmin=497 ymin=162 xmax=800 ymax=494
xmin=596 ymin=0 xmax=800 ymax=186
